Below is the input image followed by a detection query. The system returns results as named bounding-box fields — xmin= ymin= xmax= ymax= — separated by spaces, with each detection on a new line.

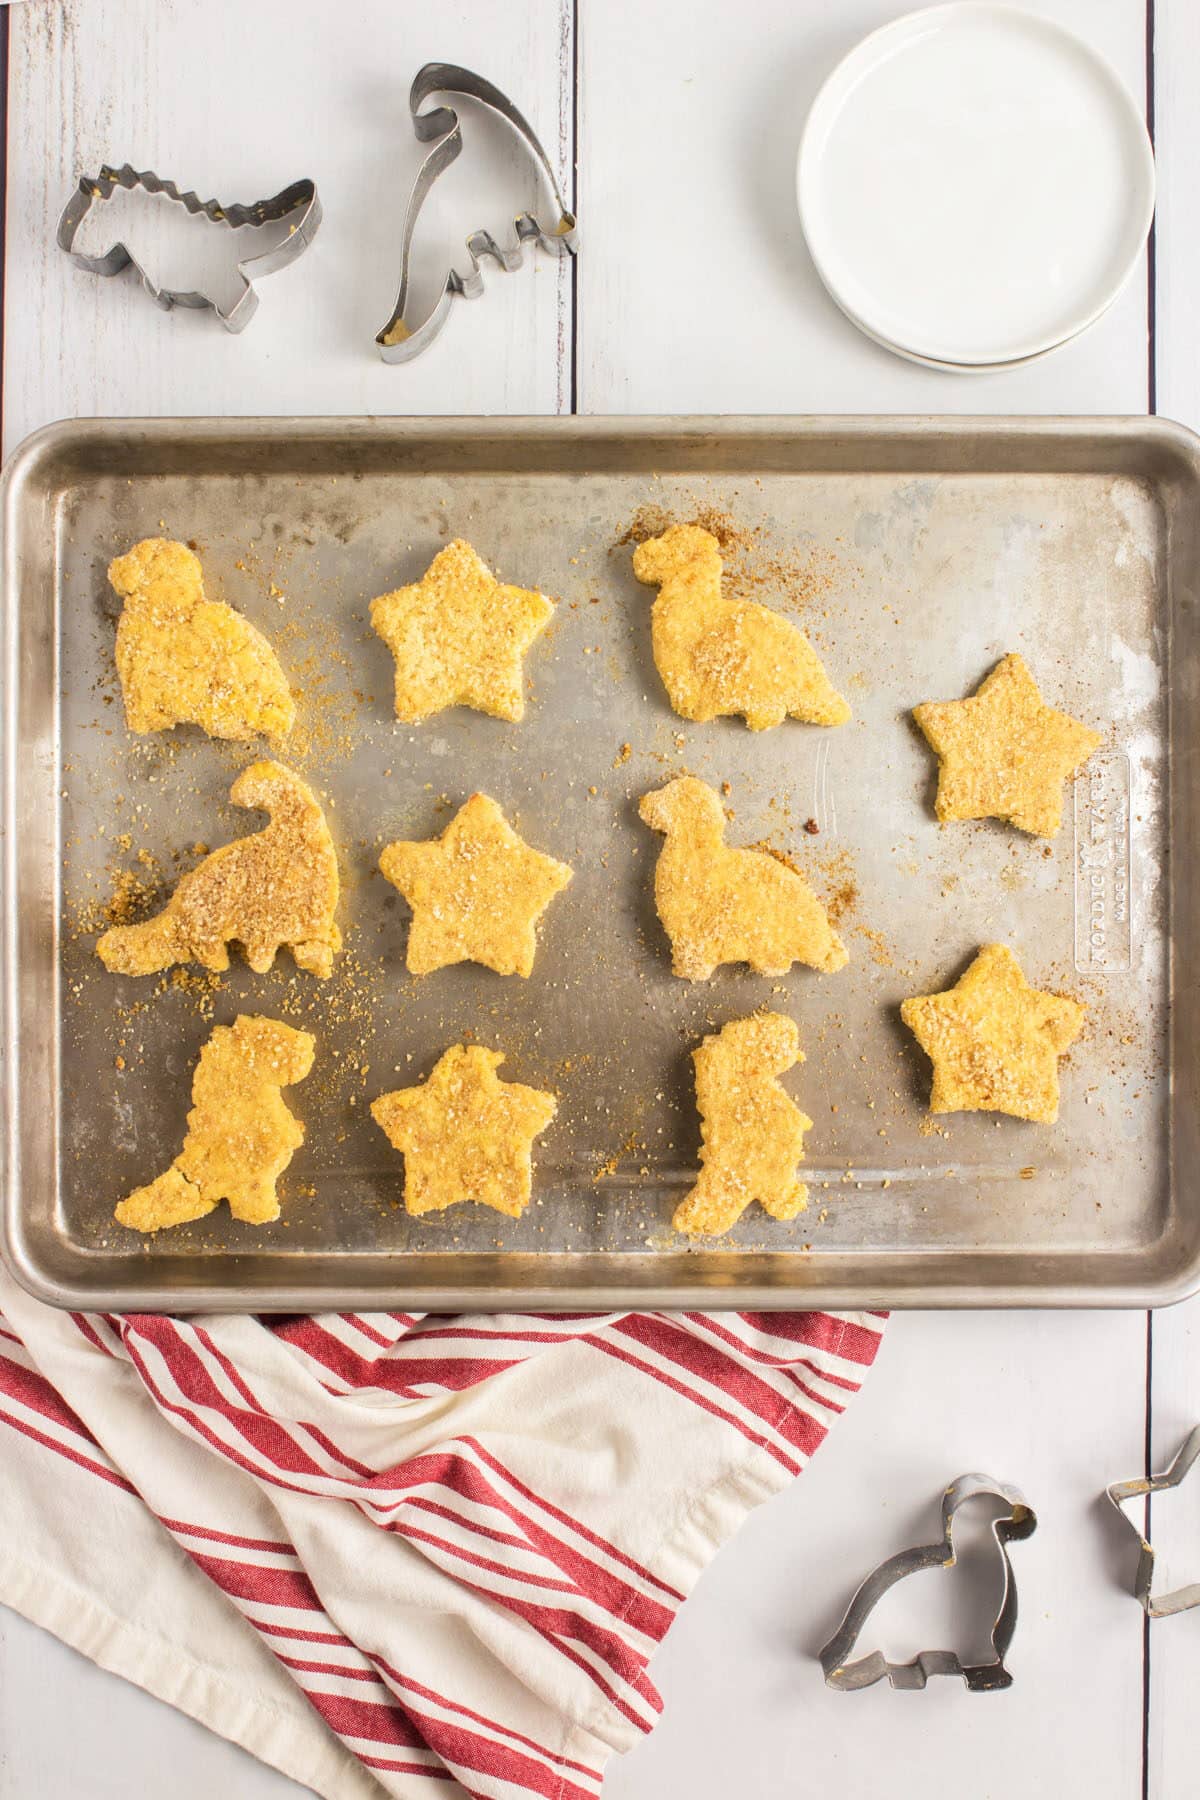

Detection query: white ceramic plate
xmin=833 ymin=286 xmax=1094 ymax=372
xmin=797 ymin=3 xmax=1155 ymax=366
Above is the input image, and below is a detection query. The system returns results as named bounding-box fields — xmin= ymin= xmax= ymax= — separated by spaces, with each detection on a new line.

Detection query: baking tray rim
xmin=3 ymin=410 xmax=1198 ymax=1312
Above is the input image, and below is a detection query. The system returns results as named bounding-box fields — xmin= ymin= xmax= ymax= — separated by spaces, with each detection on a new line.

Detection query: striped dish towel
xmin=0 ymin=1264 xmax=884 ymax=1799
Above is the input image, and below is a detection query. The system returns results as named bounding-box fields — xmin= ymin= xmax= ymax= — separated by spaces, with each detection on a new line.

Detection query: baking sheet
xmin=4 ymin=416 xmax=1198 ymax=1309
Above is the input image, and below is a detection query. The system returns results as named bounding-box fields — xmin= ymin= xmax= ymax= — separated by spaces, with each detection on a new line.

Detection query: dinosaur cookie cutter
xmin=376 ymin=61 xmax=579 ymax=363
xmin=1106 ymin=1424 xmax=1200 ymax=1617
xmin=56 ymin=163 xmax=322 ymax=332
xmin=819 ymin=1473 xmax=1038 ymax=1692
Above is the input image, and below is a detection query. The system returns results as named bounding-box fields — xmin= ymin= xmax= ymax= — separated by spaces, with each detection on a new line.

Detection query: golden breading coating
xmin=901 ymin=944 xmax=1085 ymax=1124
xmin=371 ymin=1045 xmax=557 ymax=1219
xmin=109 ymin=537 xmax=294 ymax=742
xmin=115 ymin=1015 xmax=315 ymax=1232
xmin=96 ymin=761 xmax=342 ymax=979
xmin=632 ymin=524 xmax=851 ymax=731
xmin=379 ymin=792 xmax=572 ymax=977
xmin=913 ymin=652 xmax=1101 ymax=838
xmin=674 ymin=1012 xmax=812 ymax=1238
xmin=638 ymin=776 xmax=848 ymax=979
xmin=370 ymin=539 xmax=554 ymax=723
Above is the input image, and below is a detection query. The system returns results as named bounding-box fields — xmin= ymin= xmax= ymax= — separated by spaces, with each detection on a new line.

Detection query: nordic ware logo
xmin=1074 ymin=756 xmax=1132 ymax=973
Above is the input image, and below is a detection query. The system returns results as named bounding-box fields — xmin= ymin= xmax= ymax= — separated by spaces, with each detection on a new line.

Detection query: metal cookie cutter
xmin=1106 ymin=1424 xmax=1200 ymax=1617
xmin=57 ymin=163 xmax=322 ymax=332
xmin=376 ymin=61 xmax=579 ymax=363
xmin=819 ymin=1473 xmax=1038 ymax=1692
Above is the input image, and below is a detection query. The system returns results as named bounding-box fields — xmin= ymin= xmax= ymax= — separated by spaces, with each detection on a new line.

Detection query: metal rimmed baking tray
xmin=3 ymin=415 xmax=1198 ymax=1312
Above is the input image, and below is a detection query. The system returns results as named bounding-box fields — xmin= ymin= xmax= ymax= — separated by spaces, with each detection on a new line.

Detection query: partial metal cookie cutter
xmin=376 ymin=62 xmax=579 ymax=363
xmin=1106 ymin=1424 xmax=1200 ymax=1617
xmin=819 ymin=1474 xmax=1038 ymax=1692
xmin=57 ymin=163 xmax=322 ymax=332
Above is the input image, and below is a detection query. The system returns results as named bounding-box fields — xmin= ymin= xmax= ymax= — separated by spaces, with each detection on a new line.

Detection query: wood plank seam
xmin=1144 ymin=1 xmax=1156 ymax=1793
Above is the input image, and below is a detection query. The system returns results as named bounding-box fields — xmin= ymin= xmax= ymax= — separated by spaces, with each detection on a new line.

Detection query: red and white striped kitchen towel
xmin=0 ymin=1264 xmax=883 ymax=1799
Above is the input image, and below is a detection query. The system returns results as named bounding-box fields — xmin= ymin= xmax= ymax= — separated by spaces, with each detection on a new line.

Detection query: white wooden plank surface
xmin=0 ymin=0 xmax=1175 ymax=1796
xmin=575 ymin=0 xmax=1150 ymax=415
xmin=578 ymin=13 xmax=1150 ymax=1798
xmin=0 ymin=1607 xmax=310 ymax=1800
xmin=1144 ymin=2 xmax=1200 ymax=1792
xmin=3 ymin=0 xmax=576 ymax=453
xmin=605 ymin=1312 xmax=1145 ymax=1800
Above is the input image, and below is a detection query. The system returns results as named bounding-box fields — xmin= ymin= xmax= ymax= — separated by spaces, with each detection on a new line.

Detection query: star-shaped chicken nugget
xmin=110 ymin=537 xmax=294 ymax=742
xmin=674 ymin=1012 xmax=812 ymax=1238
xmin=379 ymin=792 xmax=572 ymax=976
xmin=639 ymin=775 xmax=848 ymax=979
xmin=115 ymin=1015 xmax=315 ymax=1233
xmin=913 ymin=653 xmax=1101 ymax=837
xmin=371 ymin=1045 xmax=557 ymax=1218
xmin=632 ymin=524 xmax=850 ymax=731
xmin=901 ymin=944 xmax=1085 ymax=1123
xmin=370 ymin=539 xmax=554 ymax=723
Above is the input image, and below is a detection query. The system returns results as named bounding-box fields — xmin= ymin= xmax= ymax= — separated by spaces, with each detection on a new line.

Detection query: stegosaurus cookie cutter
xmin=56 ymin=163 xmax=322 ymax=332
xmin=819 ymin=1473 xmax=1038 ymax=1692
xmin=1106 ymin=1424 xmax=1200 ymax=1617
xmin=375 ymin=62 xmax=579 ymax=363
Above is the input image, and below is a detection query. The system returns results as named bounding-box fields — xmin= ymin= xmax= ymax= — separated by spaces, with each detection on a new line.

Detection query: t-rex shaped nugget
xmin=370 ymin=538 xmax=554 ymax=723
xmin=379 ymin=792 xmax=573 ymax=977
xmin=901 ymin=944 xmax=1085 ymax=1123
xmin=109 ymin=537 xmax=294 ymax=741
xmin=115 ymin=1014 xmax=315 ymax=1232
xmin=913 ymin=652 xmax=1101 ymax=838
xmin=371 ymin=1045 xmax=557 ymax=1219
xmin=96 ymin=761 xmax=341 ymax=979
xmin=674 ymin=1012 xmax=812 ymax=1237
xmin=632 ymin=524 xmax=851 ymax=731
xmin=638 ymin=776 xmax=848 ymax=979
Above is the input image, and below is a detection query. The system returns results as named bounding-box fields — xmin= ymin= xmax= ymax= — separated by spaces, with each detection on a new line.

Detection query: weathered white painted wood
xmin=0 ymin=0 xmax=1165 ymax=1797
xmin=575 ymin=0 xmax=1150 ymax=415
xmin=1152 ymin=0 xmax=1200 ymax=427
xmin=581 ymin=8 xmax=1152 ymax=1794
xmin=606 ymin=1311 xmax=1145 ymax=1800
xmin=3 ymin=0 xmax=575 ymax=456
xmin=1144 ymin=5 xmax=1200 ymax=1791
xmin=0 ymin=1607 xmax=314 ymax=1800
xmin=0 ymin=1322 xmax=1150 ymax=1800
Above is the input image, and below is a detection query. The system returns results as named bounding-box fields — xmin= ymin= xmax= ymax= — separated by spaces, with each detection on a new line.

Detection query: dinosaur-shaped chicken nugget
xmin=96 ymin=761 xmax=341 ymax=979
xmin=639 ymin=776 xmax=848 ymax=979
xmin=632 ymin=524 xmax=850 ymax=731
xmin=110 ymin=537 xmax=294 ymax=742
xmin=674 ymin=1012 xmax=812 ymax=1237
xmin=115 ymin=1014 xmax=315 ymax=1232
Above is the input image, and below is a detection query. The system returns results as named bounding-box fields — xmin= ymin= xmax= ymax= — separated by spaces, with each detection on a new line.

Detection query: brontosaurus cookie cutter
xmin=375 ymin=61 xmax=579 ymax=363
xmin=56 ymin=163 xmax=322 ymax=332
xmin=1106 ymin=1424 xmax=1200 ymax=1617
xmin=819 ymin=1473 xmax=1038 ymax=1692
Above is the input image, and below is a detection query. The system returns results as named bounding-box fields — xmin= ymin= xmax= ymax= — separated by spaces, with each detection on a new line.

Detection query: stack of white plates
xmin=796 ymin=3 xmax=1155 ymax=371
